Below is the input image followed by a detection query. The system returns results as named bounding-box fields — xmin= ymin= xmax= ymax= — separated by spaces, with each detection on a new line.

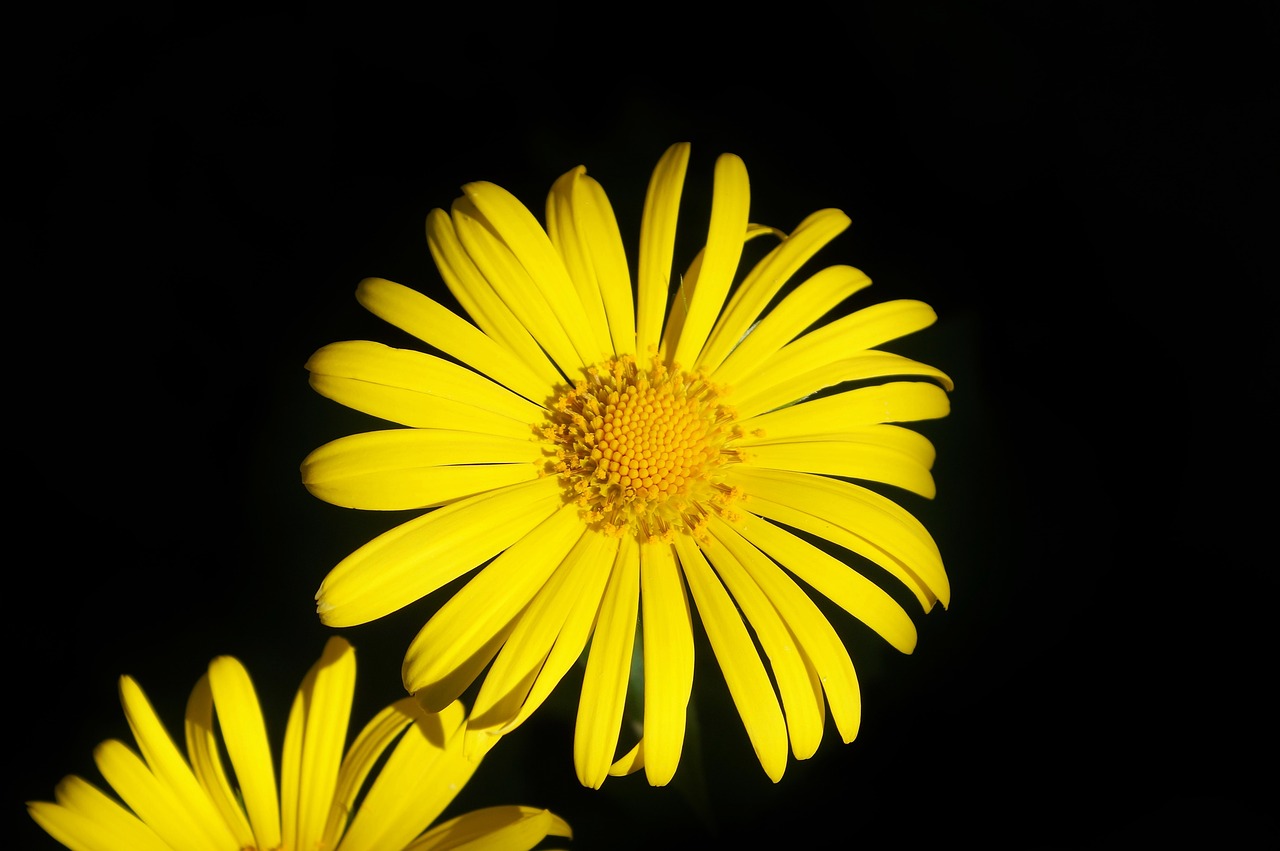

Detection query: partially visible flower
xmin=303 ymin=142 xmax=952 ymax=788
xmin=27 ymin=637 xmax=572 ymax=851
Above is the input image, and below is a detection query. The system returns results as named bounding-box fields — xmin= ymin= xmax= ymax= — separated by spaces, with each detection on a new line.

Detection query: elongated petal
xmin=407 ymin=805 xmax=573 ymax=851
xmin=183 ymin=674 xmax=255 ymax=848
xmin=667 ymin=153 xmax=751 ymax=367
xmin=316 ymin=477 xmax=562 ymax=627
xmin=302 ymin=429 xmax=541 ymax=510
xmin=727 ymin=465 xmax=950 ymax=610
xmin=697 ymin=208 xmax=851 ymax=373
xmin=735 ymin=432 xmax=939 ymax=498
xmin=306 ymin=340 xmax=544 ymax=435
xmin=404 ymin=504 xmax=585 ymax=707
xmin=206 ymin=655 xmax=280 ymax=850
xmin=117 ymin=677 xmax=240 ymax=850
xmin=325 ymin=699 xmax=418 ymax=845
xmin=356 ymin=276 xmax=554 ymax=404
xmin=712 ymin=263 xmax=872 ymax=386
xmin=636 ymin=142 xmax=690 ymax=355
xmin=694 ymin=529 xmax=827 ymax=760
xmin=93 ymin=739 xmax=228 ymax=851
xmin=638 ymin=539 xmax=694 ymax=786
xmin=708 ymin=516 xmax=863 ymax=743
xmin=426 ymin=208 xmax=564 ymax=387
xmin=734 ymin=352 xmax=954 ymax=420
xmin=739 ymin=381 xmax=952 ymax=439
xmin=282 ymin=636 xmax=354 ymax=851
xmin=674 ymin=533 xmax=789 ymax=781
xmin=576 ymin=534 xmax=640 ymax=789
xmin=28 ymin=776 xmax=170 ymax=851
xmin=547 ymin=167 xmax=635 ymax=356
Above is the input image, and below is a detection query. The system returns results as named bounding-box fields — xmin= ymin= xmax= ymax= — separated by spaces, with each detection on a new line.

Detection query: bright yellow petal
xmin=324 ymin=698 xmax=417 ymax=846
xmin=301 ymin=428 xmax=541 ymax=510
xmin=306 ymin=340 xmax=544 ymax=434
xmin=693 ymin=529 xmax=827 ymax=761
xmin=734 ymin=351 xmax=954 ymax=420
xmin=636 ymin=142 xmax=691 ymax=356
xmin=280 ymin=636 xmax=355 ymax=851
xmin=92 ymin=738 xmax=227 ymax=851
xmin=638 ymin=539 xmax=694 ymax=786
xmin=406 ymin=805 xmax=573 ymax=851
xmin=468 ymin=528 xmax=616 ymax=746
xmin=739 ymin=381 xmax=952 ymax=439
xmin=712 ymin=263 xmax=872 ymax=387
xmin=674 ymin=533 xmax=789 ymax=782
xmin=403 ymin=504 xmax=585 ymax=706
xmin=29 ymin=776 xmax=170 ymax=851
xmin=355 ymin=276 xmax=554 ymax=404
xmin=575 ymin=534 xmax=640 ymax=789
xmin=117 ymin=677 xmax=240 ymax=850
xmin=205 ymin=655 xmax=280 ymax=850
xmin=183 ymin=674 xmax=255 ymax=848
xmin=667 ymin=152 xmax=751 ymax=367
xmin=734 ymin=431 xmax=939 ymax=498
xmin=426 ymin=207 xmax=564 ymax=388
xmin=316 ymin=477 xmax=562 ymax=628
xmin=546 ymin=166 xmax=635 ymax=356
xmin=336 ymin=701 xmax=478 ymax=851
xmin=697 ymin=207 xmax=851 ymax=373
xmin=708 ymin=516 xmax=863 ymax=744
xmin=727 ymin=465 xmax=950 ymax=610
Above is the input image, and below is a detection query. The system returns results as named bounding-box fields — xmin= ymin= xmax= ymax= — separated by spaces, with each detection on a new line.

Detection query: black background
xmin=11 ymin=2 xmax=1277 ymax=848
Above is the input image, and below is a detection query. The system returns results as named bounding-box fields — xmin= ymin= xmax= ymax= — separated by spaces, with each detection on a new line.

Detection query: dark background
xmin=11 ymin=2 xmax=1277 ymax=848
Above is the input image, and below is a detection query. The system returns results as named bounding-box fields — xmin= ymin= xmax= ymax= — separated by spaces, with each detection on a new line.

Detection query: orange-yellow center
xmin=543 ymin=354 xmax=741 ymax=541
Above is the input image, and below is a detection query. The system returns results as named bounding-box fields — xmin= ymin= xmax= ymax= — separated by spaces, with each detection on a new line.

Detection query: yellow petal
xmin=425 ymin=207 xmax=564 ymax=388
xmin=355 ymin=276 xmax=554 ymax=404
xmin=406 ymin=805 xmax=573 ymax=851
xmin=575 ymin=534 xmax=640 ymax=789
xmin=280 ymin=636 xmax=355 ymax=851
xmin=697 ymin=208 xmax=851 ymax=373
xmin=694 ymin=529 xmax=827 ymax=760
xmin=708 ymin=516 xmax=864 ymax=743
xmin=92 ymin=738 xmax=228 ymax=851
xmin=301 ymin=428 xmax=541 ymax=510
xmin=117 ymin=676 xmax=240 ymax=850
xmin=205 ymin=655 xmax=280 ymax=850
xmin=636 ymin=142 xmax=691 ymax=356
xmin=739 ymin=381 xmax=952 ymax=438
xmin=325 ymin=698 xmax=417 ymax=846
xmin=546 ymin=167 xmax=635 ymax=356
xmin=306 ymin=339 xmax=544 ymax=434
xmin=727 ymin=465 xmax=950 ymax=611
xmin=674 ymin=533 xmax=789 ymax=782
xmin=667 ymin=152 xmax=751 ymax=367
xmin=638 ymin=539 xmax=694 ymax=786
xmin=29 ymin=775 xmax=170 ymax=851
xmin=316 ymin=477 xmax=562 ymax=627
xmin=183 ymin=674 xmax=255 ymax=848
xmin=713 ymin=263 xmax=872 ymax=387
xmin=734 ymin=431 xmax=939 ymax=498
xmin=721 ymin=508 xmax=917 ymax=650
xmin=734 ymin=351 xmax=954 ymax=420
xmin=403 ymin=504 xmax=584 ymax=706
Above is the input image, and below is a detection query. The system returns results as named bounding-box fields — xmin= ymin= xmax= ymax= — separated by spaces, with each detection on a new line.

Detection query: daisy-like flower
xmin=27 ymin=637 xmax=572 ymax=850
xmin=302 ymin=142 xmax=953 ymax=788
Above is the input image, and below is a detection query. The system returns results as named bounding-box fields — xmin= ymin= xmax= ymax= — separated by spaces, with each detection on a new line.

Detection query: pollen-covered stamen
xmin=542 ymin=353 xmax=743 ymax=541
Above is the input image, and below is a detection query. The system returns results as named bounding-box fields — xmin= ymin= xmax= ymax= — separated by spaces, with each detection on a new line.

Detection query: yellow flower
xmin=27 ymin=637 xmax=572 ymax=851
xmin=302 ymin=142 xmax=953 ymax=788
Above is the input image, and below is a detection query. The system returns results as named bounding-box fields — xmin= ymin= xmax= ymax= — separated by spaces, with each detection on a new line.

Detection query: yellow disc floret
xmin=542 ymin=354 xmax=743 ymax=541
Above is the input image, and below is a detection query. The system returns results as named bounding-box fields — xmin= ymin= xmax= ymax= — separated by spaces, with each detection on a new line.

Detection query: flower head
xmin=27 ymin=637 xmax=572 ymax=850
xmin=302 ymin=143 xmax=953 ymax=787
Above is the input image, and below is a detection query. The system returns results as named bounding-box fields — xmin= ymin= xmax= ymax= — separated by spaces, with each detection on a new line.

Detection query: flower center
xmin=543 ymin=354 xmax=742 ymax=541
